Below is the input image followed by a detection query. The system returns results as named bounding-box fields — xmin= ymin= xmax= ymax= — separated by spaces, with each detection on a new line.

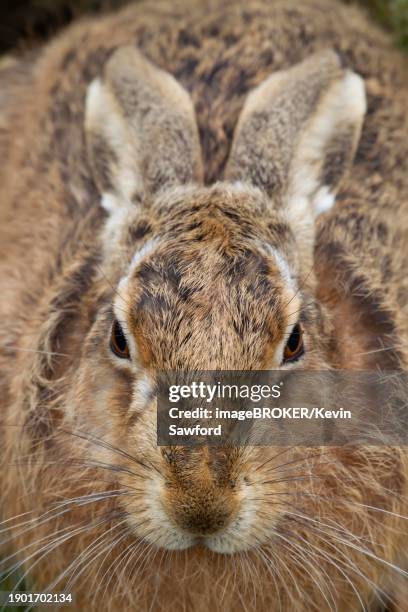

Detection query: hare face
xmin=71 ymin=183 xmax=327 ymax=553
xmin=75 ymin=46 xmax=367 ymax=553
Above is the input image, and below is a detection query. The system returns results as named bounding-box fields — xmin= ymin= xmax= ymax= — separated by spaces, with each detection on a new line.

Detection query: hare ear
xmin=225 ymin=50 xmax=366 ymax=238
xmin=85 ymin=47 xmax=203 ymax=211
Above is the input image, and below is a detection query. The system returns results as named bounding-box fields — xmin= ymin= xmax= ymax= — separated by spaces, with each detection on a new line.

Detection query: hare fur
xmin=0 ymin=0 xmax=407 ymax=610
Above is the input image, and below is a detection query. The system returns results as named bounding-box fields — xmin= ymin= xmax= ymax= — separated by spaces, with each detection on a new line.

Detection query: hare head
xmin=75 ymin=46 xmax=367 ymax=552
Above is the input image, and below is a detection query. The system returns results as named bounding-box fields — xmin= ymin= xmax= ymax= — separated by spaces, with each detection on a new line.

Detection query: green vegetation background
xmin=0 ymin=0 xmax=406 ymax=610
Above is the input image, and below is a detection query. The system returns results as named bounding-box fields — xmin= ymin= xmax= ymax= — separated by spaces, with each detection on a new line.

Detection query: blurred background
xmin=0 ymin=0 xmax=407 ymax=55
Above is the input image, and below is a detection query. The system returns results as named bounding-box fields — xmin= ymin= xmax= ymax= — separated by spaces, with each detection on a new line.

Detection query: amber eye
xmin=283 ymin=323 xmax=304 ymax=363
xmin=110 ymin=320 xmax=130 ymax=359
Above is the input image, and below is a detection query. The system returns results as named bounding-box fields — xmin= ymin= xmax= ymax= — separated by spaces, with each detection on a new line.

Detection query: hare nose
xmin=162 ymin=447 xmax=239 ymax=536
xmin=172 ymin=490 xmax=235 ymax=536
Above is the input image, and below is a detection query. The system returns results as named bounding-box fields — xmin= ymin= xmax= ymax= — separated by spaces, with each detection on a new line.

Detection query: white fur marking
xmin=314 ymin=186 xmax=335 ymax=215
xmin=101 ymin=193 xmax=119 ymax=213
xmin=134 ymin=375 xmax=154 ymax=405
xmin=129 ymin=237 xmax=160 ymax=274
xmin=266 ymin=245 xmax=296 ymax=293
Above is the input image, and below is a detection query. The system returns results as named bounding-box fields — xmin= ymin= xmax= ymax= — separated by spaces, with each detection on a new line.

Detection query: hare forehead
xmin=122 ymin=232 xmax=296 ymax=303
xmin=114 ymin=233 xmax=298 ymax=369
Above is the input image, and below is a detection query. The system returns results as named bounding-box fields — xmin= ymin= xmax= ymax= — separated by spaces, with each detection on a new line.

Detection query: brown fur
xmin=0 ymin=1 xmax=407 ymax=611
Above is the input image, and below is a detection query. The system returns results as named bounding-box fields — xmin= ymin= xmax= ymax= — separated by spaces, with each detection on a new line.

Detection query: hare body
xmin=0 ymin=1 xmax=407 ymax=611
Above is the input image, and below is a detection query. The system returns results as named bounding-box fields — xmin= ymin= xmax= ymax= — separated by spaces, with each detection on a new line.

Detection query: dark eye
xmin=110 ymin=320 xmax=130 ymax=359
xmin=283 ymin=323 xmax=304 ymax=363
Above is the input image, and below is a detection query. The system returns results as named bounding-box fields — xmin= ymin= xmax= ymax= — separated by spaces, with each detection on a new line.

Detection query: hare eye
xmin=283 ymin=323 xmax=304 ymax=363
xmin=110 ymin=320 xmax=130 ymax=359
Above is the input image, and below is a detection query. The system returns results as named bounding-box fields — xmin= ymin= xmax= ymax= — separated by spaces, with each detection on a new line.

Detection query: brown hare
xmin=0 ymin=0 xmax=407 ymax=610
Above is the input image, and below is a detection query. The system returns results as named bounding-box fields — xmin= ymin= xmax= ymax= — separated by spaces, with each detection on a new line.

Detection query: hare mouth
xmin=137 ymin=524 xmax=251 ymax=554
xmin=154 ymin=531 xmax=252 ymax=554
